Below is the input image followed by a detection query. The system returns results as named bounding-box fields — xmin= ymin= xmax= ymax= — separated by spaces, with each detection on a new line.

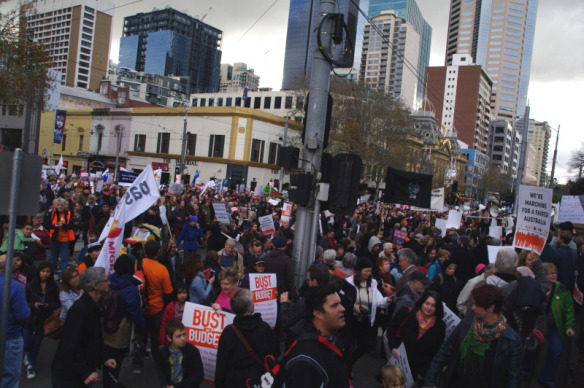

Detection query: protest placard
xmin=435 ymin=218 xmax=448 ymax=237
xmin=487 ymin=245 xmax=507 ymax=263
xmin=446 ymin=210 xmax=463 ymax=230
xmin=387 ymin=342 xmax=414 ymax=388
xmin=392 ymin=229 xmax=407 ymax=249
xmin=411 ymin=188 xmax=445 ymax=212
xmin=182 ymin=302 xmax=234 ymax=384
xmin=442 ymin=303 xmax=461 ymax=338
xmin=213 ymin=202 xmax=231 ymax=224
xmin=513 ymin=185 xmax=553 ymax=255
xmin=259 ymin=215 xmax=275 ymax=235
xmin=250 ymin=273 xmax=278 ymax=328
xmin=489 ymin=226 xmax=503 ymax=240
xmin=558 ymin=195 xmax=584 ymax=224
xmin=281 ymin=202 xmax=292 ymax=223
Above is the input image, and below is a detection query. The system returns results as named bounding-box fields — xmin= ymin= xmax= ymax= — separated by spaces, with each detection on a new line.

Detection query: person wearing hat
xmin=391 ymin=269 xmax=429 ymax=321
xmin=429 ymin=259 xmax=460 ymax=314
xmin=263 ymin=237 xmax=295 ymax=295
xmin=346 ymin=257 xmax=392 ymax=370
xmin=77 ymin=242 xmax=102 ymax=275
xmin=176 ymin=215 xmax=204 ymax=256
xmin=238 ymin=257 xmax=267 ymax=289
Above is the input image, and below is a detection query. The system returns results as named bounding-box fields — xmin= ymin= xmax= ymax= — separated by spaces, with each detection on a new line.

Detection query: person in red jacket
xmin=159 ymin=282 xmax=188 ymax=347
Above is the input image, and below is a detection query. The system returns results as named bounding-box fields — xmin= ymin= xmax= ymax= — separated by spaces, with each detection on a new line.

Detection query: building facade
xmin=118 ymin=8 xmax=222 ymax=94
xmin=220 ymin=63 xmax=260 ymax=93
xmin=24 ymin=0 xmax=113 ymax=90
xmin=461 ymin=148 xmax=489 ymax=202
xmin=359 ymin=11 xmax=420 ymax=108
xmin=445 ymin=0 xmax=538 ymax=120
xmin=487 ymin=119 xmax=515 ymax=175
xmin=425 ymin=54 xmax=492 ymax=154
xmin=368 ymin=0 xmax=431 ymax=106
xmin=516 ymin=118 xmax=551 ymax=186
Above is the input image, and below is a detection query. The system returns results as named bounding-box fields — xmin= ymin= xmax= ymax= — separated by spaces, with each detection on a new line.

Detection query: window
xmin=78 ymin=135 xmax=84 ymax=151
xmin=186 ymin=133 xmax=196 ymax=156
xmin=296 ymin=96 xmax=304 ymax=109
xmin=226 ymin=97 xmax=232 ymax=107
xmin=285 ymin=96 xmax=293 ymax=109
xmin=192 ymin=98 xmax=198 ymax=107
xmin=61 ymin=134 xmax=67 ymax=151
xmin=274 ymin=96 xmax=282 ymax=109
xmin=134 ymin=134 xmax=146 ymax=151
xmin=208 ymin=98 xmax=214 ymax=107
xmin=244 ymin=97 xmax=251 ymax=108
xmin=217 ymin=97 xmax=223 ymax=107
xmin=157 ymin=132 xmax=170 ymax=153
xmin=250 ymin=139 xmax=265 ymax=163
xmin=268 ymin=142 xmax=279 ymax=165
xmin=208 ymin=135 xmax=225 ymax=158
xmin=235 ymin=97 xmax=242 ymax=106
xmin=253 ymin=97 xmax=261 ymax=109
xmin=264 ymin=97 xmax=271 ymax=109
xmin=200 ymin=98 xmax=206 ymax=107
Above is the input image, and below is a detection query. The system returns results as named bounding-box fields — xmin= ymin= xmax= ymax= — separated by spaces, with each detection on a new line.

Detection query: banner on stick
xmin=512 ymin=185 xmax=553 ymax=255
xmin=249 ymin=273 xmax=278 ymax=328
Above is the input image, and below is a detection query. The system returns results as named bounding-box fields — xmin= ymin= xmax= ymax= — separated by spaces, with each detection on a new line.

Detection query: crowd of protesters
xmin=0 ymin=173 xmax=584 ymax=388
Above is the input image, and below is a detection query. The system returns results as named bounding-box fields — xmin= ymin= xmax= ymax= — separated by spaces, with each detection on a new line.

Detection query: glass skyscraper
xmin=118 ymin=8 xmax=222 ymax=94
xmin=368 ymin=0 xmax=432 ymax=106
xmin=282 ymin=0 xmax=359 ymax=90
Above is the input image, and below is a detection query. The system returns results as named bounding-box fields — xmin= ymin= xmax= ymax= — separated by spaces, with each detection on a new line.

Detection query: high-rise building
xmin=24 ymin=0 xmax=113 ymax=90
xmin=359 ymin=11 xmax=420 ymax=108
xmin=282 ymin=0 xmax=359 ymax=90
xmin=516 ymin=118 xmax=551 ymax=186
xmin=425 ymin=54 xmax=492 ymax=154
xmin=368 ymin=0 xmax=431 ymax=106
xmin=487 ymin=119 xmax=515 ymax=175
xmin=220 ymin=63 xmax=260 ymax=93
xmin=118 ymin=8 xmax=222 ymax=94
xmin=445 ymin=0 xmax=538 ymax=120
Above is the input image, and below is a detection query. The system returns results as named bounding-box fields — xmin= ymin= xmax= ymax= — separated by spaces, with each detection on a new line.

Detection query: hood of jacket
xmin=232 ymin=313 xmax=265 ymax=332
xmin=108 ymin=271 xmax=140 ymax=290
xmin=368 ymin=236 xmax=382 ymax=254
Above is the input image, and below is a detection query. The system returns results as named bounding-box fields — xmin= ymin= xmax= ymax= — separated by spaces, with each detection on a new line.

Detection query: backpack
xmin=99 ymin=289 xmax=124 ymax=334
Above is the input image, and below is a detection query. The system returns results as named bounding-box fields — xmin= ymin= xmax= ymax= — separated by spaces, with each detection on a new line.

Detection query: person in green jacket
xmin=0 ymin=222 xmax=36 ymax=252
xmin=541 ymin=262 xmax=575 ymax=387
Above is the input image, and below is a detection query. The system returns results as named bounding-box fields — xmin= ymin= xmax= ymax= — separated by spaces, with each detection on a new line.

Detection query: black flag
xmin=384 ymin=167 xmax=433 ymax=208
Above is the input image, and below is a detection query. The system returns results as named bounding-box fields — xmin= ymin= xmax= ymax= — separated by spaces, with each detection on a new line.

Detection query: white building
xmin=220 ymin=63 xmax=260 ymax=93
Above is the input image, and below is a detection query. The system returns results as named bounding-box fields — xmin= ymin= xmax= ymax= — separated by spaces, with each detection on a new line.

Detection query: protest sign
xmin=281 ymin=202 xmax=292 ymax=223
xmin=392 ymin=229 xmax=407 ymax=249
xmin=442 ymin=303 xmax=461 ymax=338
xmin=435 ymin=218 xmax=448 ymax=237
xmin=182 ymin=302 xmax=234 ymax=384
xmin=250 ymin=273 xmax=278 ymax=328
xmin=558 ymin=195 xmax=584 ymax=224
xmin=489 ymin=226 xmax=503 ymax=240
xmin=446 ymin=210 xmax=463 ymax=230
xmin=259 ymin=215 xmax=275 ymax=235
xmin=267 ymin=198 xmax=280 ymax=206
xmin=95 ymin=179 xmax=104 ymax=193
xmin=411 ymin=188 xmax=444 ymax=212
xmin=487 ymin=246 xmax=507 ymax=263
xmin=513 ymin=185 xmax=553 ymax=255
xmin=213 ymin=202 xmax=231 ymax=224
xmin=387 ymin=342 xmax=414 ymax=388
xmin=118 ymin=169 xmax=138 ymax=186
xmin=159 ymin=205 xmax=168 ymax=225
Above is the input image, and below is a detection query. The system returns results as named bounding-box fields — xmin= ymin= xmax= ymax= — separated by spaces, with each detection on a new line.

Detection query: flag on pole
xmin=383 ymin=167 xmax=433 ymax=208
xmin=191 ymin=170 xmax=199 ymax=187
xmin=242 ymin=81 xmax=249 ymax=102
xmin=103 ymin=168 xmax=109 ymax=183
xmin=55 ymin=155 xmax=64 ymax=175
xmin=96 ymin=165 xmax=160 ymax=274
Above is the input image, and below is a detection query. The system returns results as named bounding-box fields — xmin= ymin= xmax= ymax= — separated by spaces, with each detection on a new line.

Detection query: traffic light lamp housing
xmin=288 ymin=172 xmax=313 ymax=206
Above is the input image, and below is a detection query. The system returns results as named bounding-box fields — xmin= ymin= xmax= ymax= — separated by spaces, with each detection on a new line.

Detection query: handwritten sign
xmin=281 ymin=202 xmax=292 ymax=223
xmin=387 ymin=342 xmax=414 ymax=388
xmin=513 ymin=185 xmax=553 ymax=255
xmin=183 ymin=302 xmax=234 ymax=384
xmin=442 ymin=303 xmax=461 ymax=338
xmin=558 ymin=195 xmax=584 ymax=224
xmin=259 ymin=215 xmax=275 ymax=235
xmin=213 ymin=202 xmax=231 ymax=224
xmin=250 ymin=273 xmax=278 ymax=328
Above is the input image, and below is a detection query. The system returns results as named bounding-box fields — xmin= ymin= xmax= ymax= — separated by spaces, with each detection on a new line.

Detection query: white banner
xmin=558 ymin=195 xmax=584 ymax=224
xmin=489 ymin=226 xmax=503 ymax=240
xmin=435 ymin=218 xmax=448 ymax=237
xmin=442 ymin=303 xmax=461 ymax=338
xmin=249 ymin=273 xmax=278 ymax=328
xmin=445 ymin=210 xmax=463 ymax=230
xmin=487 ymin=245 xmax=507 ymax=263
xmin=259 ymin=215 xmax=275 ymax=235
xmin=387 ymin=342 xmax=414 ymax=388
xmin=513 ymin=185 xmax=553 ymax=255
xmin=213 ymin=202 xmax=231 ymax=224
xmin=281 ymin=202 xmax=292 ymax=223
xmin=182 ymin=302 xmax=234 ymax=385
xmin=96 ymin=165 xmax=160 ymax=274
xmin=412 ymin=188 xmax=444 ymax=212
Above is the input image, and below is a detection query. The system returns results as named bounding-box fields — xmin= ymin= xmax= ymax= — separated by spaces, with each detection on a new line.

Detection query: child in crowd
xmin=380 ymin=364 xmax=405 ymax=388
xmin=159 ymin=282 xmax=188 ymax=347
xmin=156 ymin=320 xmax=204 ymax=388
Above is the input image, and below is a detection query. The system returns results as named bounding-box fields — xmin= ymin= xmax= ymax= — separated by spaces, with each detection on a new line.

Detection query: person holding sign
xmin=210 ymin=268 xmax=240 ymax=313
xmin=423 ymin=285 xmax=522 ymax=388
xmin=386 ymin=290 xmax=445 ymax=383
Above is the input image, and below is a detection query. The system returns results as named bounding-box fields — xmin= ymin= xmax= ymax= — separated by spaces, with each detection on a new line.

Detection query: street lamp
xmin=113 ymin=124 xmax=124 ymax=182
xmin=178 ymin=103 xmax=191 ymax=182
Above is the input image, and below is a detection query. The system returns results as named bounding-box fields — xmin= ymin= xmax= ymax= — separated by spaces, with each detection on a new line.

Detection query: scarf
xmin=460 ymin=314 xmax=507 ymax=361
xmin=416 ymin=310 xmax=437 ymax=339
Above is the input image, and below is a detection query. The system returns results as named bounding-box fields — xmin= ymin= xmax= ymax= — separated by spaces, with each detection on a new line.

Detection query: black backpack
xmin=99 ymin=288 xmax=124 ymax=334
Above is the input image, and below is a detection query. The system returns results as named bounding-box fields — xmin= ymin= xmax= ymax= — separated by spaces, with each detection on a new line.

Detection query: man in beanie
xmin=264 ymin=237 xmax=295 ymax=295
xmin=78 ymin=242 xmax=102 ymax=275
xmin=176 ymin=215 xmax=204 ymax=256
xmin=392 ymin=269 xmax=428 ymax=319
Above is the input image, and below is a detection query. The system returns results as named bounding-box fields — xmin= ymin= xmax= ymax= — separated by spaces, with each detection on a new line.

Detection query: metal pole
xmin=113 ymin=125 xmax=122 ymax=182
xmin=291 ymin=0 xmax=335 ymax=288
xmin=0 ymin=149 xmax=23 ymax=373
xmin=279 ymin=115 xmax=289 ymax=192
xmin=179 ymin=106 xmax=190 ymax=182
xmin=514 ymin=106 xmax=530 ymax=216
xmin=549 ymin=125 xmax=560 ymax=187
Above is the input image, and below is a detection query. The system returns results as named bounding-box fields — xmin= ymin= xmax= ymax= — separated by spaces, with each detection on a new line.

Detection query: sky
xmin=4 ymin=0 xmax=582 ymax=183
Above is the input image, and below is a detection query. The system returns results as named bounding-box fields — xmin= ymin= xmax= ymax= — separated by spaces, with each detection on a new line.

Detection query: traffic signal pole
xmin=291 ymin=0 xmax=336 ymax=289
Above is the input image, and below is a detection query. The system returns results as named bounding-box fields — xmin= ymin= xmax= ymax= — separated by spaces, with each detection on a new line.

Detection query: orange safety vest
xmin=49 ymin=210 xmax=75 ymax=241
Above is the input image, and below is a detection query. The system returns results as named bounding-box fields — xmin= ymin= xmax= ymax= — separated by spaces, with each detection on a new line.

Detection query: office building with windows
xmin=516 ymin=117 xmax=551 ymax=186
xmin=359 ymin=11 xmax=420 ymax=108
xmin=282 ymin=0 xmax=359 ymax=89
xmin=118 ymin=7 xmax=222 ymax=94
xmin=220 ymin=63 xmax=260 ymax=93
xmin=425 ymin=54 xmax=493 ymax=154
xmin=445 ymin=0 xmax=538 ymax=120
xmin=368 ymin=0 xmax=431 ymax=106
xmin=24 ymin=0 xmax=113 ymax=90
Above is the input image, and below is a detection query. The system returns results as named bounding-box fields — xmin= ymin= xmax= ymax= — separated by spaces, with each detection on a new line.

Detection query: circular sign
xmin=42 ymin=149 xmax=48 ymax=158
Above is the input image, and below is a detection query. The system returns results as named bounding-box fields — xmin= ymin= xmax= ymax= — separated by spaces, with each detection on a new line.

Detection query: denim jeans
xmin=23 ymin=327 xmax=45 ymax=365
xmin=541 ymin=325 xmax=564 ymax=386
xmin=2 ymin=336 xmax=24 ymax=388
xmin=50 ymin=240 xmax=69 ymax=274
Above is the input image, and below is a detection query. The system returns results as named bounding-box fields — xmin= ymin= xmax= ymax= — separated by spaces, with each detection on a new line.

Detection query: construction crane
xmin=199 ymin=7 xmax=212 ymax=22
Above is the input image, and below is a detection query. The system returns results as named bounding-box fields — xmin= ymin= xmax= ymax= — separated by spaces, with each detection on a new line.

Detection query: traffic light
xmin=446 ymin=193 xmax=456 ymax=205
xmin=288 ymin=172 xmax=313 ymax=206
xmin=327 ymin=153 xmax=362 ymax=214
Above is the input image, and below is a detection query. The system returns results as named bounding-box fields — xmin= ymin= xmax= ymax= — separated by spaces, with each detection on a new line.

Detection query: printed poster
xmin=512 ymin=185 xmax=553 ymax=255
xmin=213 ymin=202 xmax=231 ymax=224
xmin=259 ymin=215 xmax=275 ymax=235
xmin=387 ymin=342 xmax=414 ymax=388
xmin=445 ymin=210 xmax=463 ymax=230
xmin=392 ymin=229 xmax=407 ymax=249
xmin=183 ymin=302 xmax=235 ymax=384
xmin=281 ymin=202 xmax=292 ymax=223
xmin=487 ymin=246 xmax=507 ymax=263
xmin=558 ymin=195 xmax=584 ymax=224
xmin=442 ymin=303 xmax=461 ymax=338
xmin=249 ymin=273 xmax=278 ymax=328
xmin=53 ymin=109 xmax=66 ymax=144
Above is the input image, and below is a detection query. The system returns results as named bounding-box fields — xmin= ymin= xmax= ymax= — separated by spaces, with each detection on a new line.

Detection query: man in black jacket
xmin=264 ymin=237 xmax=295 ymax=295
xmin=52 ymin=267 xmax=116 ymax=387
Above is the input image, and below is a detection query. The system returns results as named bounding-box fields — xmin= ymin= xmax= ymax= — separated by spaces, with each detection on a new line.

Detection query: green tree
xmin=569 ymin=142 xmax=584 ymax=180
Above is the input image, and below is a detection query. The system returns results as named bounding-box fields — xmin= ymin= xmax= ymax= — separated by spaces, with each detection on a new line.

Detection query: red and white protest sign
xmin=281 ymin=202 xmax=292 ymax=223
xmin=393 ymin=229 xmax=407 ymax=249
xmin=259 ymin=215 xmax=276 ymax=236
xmin=513 ymin=185 xmax=552 ymax=255
xmin=182 ymin=303 xmax=234 ymax=384
xmin=250 ymin=273 xmax=278 ymax=328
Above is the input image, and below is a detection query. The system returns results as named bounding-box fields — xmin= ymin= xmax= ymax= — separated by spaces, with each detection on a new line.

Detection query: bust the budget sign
xmin=250 ymin=273 xmax=278 ymax=328
xmin=182 ymin=302 xmax=234 ymax=384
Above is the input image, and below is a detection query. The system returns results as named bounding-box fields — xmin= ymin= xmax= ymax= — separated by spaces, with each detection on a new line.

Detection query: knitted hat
xmin=114 ymin=254 xmax=134 ymax=276
xmin=355 ymin=257 xmax=373 ymax=272
xmin=189 ymin=215 xmax=198 ymax=223
xmin=272 ymin=237 xmax=287 ymax=248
